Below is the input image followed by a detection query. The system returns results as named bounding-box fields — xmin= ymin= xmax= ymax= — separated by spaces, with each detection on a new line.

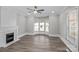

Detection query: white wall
xmin=16 ymin=13 xmax=28 ymax=37
xmin=1 ymin=7 xmax=17 ymax=27
xmin=49 ymin=15 xmax=59 ymax=35
xmin=59 ymin=11 xmax=67 ymax=39
xmin=26 ymin=16 xmax=34 ymax=34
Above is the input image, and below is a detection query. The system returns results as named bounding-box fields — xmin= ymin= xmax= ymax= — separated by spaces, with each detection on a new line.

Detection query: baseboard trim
xmin=48 ymin=34 xmax=59 ymax=37
xmin=3 ymin=39 xmax=20 ymax=48
xmin=33 ymin=32 xmax=59 ymax=37
xmin=18 ymin=33 xmax=59 ymax=38
xmin=18 ymin=33 xmax=27 ymax=38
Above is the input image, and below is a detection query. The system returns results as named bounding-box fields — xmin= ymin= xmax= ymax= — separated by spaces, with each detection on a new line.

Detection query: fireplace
xmin=6 ymin=32 xmax=14 ymax=43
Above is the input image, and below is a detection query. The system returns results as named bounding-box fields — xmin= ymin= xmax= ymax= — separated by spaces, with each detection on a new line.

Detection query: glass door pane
xmin=40 ymin=22 xmax=44 ymax=31
xmin=34 ymin=22 xmax=49 ymax=33
xmin=34 ymin=23 xmax=39 ymax=32
xmin=45 ymin=23 xmax=49 ymax=32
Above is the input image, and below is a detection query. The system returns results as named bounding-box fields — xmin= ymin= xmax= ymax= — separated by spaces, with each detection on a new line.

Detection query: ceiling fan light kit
xmin=34 ymin=11 xmax=38 ymax=14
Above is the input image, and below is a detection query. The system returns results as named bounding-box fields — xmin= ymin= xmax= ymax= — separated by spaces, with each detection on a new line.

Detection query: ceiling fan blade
xmin=37 ymin=11 xmax=41 ymax=14
xmin=37 ymin=9 xmax=44 ymax=11
xmin=27 ymin=8 xmax=34 ymax=11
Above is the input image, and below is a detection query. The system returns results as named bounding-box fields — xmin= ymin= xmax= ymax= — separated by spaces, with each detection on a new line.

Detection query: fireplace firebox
xmin=6 ymin=32 xmax=14 ymax=43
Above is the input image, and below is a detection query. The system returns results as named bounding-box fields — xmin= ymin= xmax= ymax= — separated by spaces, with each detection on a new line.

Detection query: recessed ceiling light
xmin=52 ymin=11 xmax=55 ymax=13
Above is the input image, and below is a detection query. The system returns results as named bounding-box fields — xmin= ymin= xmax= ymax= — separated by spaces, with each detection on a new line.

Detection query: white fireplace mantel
xmin=0 ymin=26 xmax=18 ymax=47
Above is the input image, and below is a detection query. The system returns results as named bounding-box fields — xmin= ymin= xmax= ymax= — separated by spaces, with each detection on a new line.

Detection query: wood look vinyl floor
xmin=0 ymin=34 xmax=67 ymax=52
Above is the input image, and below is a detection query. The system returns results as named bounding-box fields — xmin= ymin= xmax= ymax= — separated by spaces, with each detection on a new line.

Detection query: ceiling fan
xmin=27 ymin=6 xmax=44 ymax=14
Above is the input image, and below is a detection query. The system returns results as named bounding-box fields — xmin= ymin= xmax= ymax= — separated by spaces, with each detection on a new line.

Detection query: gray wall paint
xmin=1 ymin=7 xmax=17 ymax=27
xmin=16 ymin=13 xmax=28 ymax=37
xmin=49 ymin=15 xmax=59 ymax=35
xmin=26 ymin=16 xmax=34 ymax=33
xmin=59 ymin=11 xmax=67 ymax=39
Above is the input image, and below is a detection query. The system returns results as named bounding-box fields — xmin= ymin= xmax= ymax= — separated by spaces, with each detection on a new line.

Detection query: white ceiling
xmin=14 ymin=6 xmax=67 ymax=17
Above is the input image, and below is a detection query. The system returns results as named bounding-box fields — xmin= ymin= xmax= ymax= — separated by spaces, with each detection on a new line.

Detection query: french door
xmin=34 ymin=22 xmax=49 ymax=33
